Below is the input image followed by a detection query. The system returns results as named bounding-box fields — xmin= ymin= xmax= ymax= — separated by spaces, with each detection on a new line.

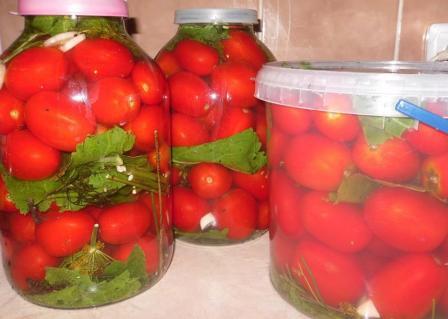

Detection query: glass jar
xmin=256 ymin=61 xmax=448 ymax=319
xmin=157 ymin=8 xmax=275 ymax=245
xmin=0 ymin=0 xmax=173 ymax=309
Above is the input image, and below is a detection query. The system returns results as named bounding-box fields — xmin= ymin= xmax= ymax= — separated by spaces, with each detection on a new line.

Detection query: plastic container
xmin=255 ymin=61 xmax=448 ymax=319
xmin=156 ymin=8 xmax=275 ymax=245
xmin=0 ymin=0 xmax=173 ymax=309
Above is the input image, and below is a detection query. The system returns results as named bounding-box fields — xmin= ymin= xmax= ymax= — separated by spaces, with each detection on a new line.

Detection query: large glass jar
xmin=256 ymin=61 xmax=448 ymax=319
xmin=157 ymin=8 xmax=275 ymax=245
xmin=0 ymin=0 xmax=173 ymax=309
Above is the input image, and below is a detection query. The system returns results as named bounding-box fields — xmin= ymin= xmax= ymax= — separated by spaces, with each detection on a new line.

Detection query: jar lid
xmin=17 ymin=0 xmax=129 ymax=17
xmin=175 ymin=8 xmax=258 ymax=24
xmin=255 ymin=61 xmax=448 ymax=116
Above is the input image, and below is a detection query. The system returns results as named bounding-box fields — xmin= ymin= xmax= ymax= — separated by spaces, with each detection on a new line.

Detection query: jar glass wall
xmin=157 ymin=8 xmax=275 ymax=245
xmin=0 ymin=3 xmax=173 ymax=309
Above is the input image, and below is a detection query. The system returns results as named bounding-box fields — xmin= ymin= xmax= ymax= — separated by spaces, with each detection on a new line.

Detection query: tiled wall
xmin=1 ymin=0 xmax=448 ymax=61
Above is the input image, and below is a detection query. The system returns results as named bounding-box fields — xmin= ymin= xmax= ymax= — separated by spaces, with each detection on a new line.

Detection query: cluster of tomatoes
xmin=269 ymin=95 xmax=448 ymax=319
xmin=156 ymin=28 xmax=272 ymax=242
xmin=0 ymin=36 xmax=172 ymax=292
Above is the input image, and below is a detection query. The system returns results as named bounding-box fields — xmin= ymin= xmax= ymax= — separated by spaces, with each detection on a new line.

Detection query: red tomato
xmin=171 ymin=113 xmax=209 ymax=147
xmin=221 ymin=30 xmax=267 ymax=70
xmin=364 ymin=187 xmax=448 ymax=252
xmin=169 ymin=71 xmax=211 ymax=117
xmin=301 ymin=191 xmax=372 ymax=253
xmin=89 ymin=77 xmax=141 ymax=126
xmin=148 ymin=143 xmax=170 ymax=173
xmin=71 ymin=38 xmax=134 ymax=81
xmin=138 ymin=192 xmax=172 ymax=234
xmin=173 ymin=186 xmax=209 ymax=232
xmin=270 ymin=169 xmax=305 ymax=239
xmin=0 ymin=89 xmax=24 ymax=134
xmin=270 ymin=233 xmax=296 ymax=271
xmin=284 ymin=133 xmax=352 ymax=191
xmin=98 ymin=202 xmax=152 ymax=245
xmin=125 ymin=105 xmax=169 ymax=151
xmin=212 ymin=107 xmax=255 ymax=140
xmin=188 ymin=163 xmax=232 ymax=199
xmin=2 ymin=130 xmax=61 ymax=181
xmin=155 ymin=50 xmax=181 ymax=77
xmin=9 ymin=212 xmax=35 ymax=243
xmin=232 ymin=167 xmax=268 ymax=201
xmin=421 ymin=153 xmax=448 ymax=198
xmin=0 ymin=176 xmax=18 ymax=213
xmin=267 ymin=129 xmax=288 ymax=167
xmin=36 ymin=211 xmax=95 ymax=257
xmin=439 ymin=287 xmax=448 ymax=316
xmin=1 ymin=235 xmax=17 ymax=262
xmin=271 ymin=104 xmax=312 ymax=135
xmin=83 ymin=206 xmax=102 ymax=221
xmin=211 ymin=62 xmax=257 ymax=109
xmin=112 ymin=235 xmax=159 ymax=274
xmin=132 ymin=61 xmax=166 ymax=105
xmin=25 ymin=91 xmax=95 ymax=152
xmin=213 ymin=188 xmax=257 ymax=240
xmin=357 ymin=252 xmax=389 ymax=279
xmin=171 ymin=166 xmax=182 ymax=186
xmin=312 ymin=110 xmax=360 ymax=142
xmin=257 ymin=200 xmax=270 ymax=230
xmin=11 ymin=243 xmax=59 ymax=284
xmin=255 ymin=104 xmax=267 ymax=147
xmin=5 ymin=47 xmax=68 ymax=100
xmin=365 ymin=236 xmax=401 ymax=259
xmin=352 ymin=136 xmax=420 ymax=183
xmin=369 ymin=254 xmax=448 ymax=319
xmin=405 ymin=123 xmax=448 ymax=155
xmin=291 ymin=239 xmax=365 ymax=308
xmin=173 ymin=39 xmax=219 ymax=76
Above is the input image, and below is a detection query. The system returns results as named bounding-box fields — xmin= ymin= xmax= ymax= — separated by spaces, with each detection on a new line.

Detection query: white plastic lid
xmin=255 ymin=61 xmax=448 ymax=116
xmin=175 ymin=8 xmax=258 ymax=25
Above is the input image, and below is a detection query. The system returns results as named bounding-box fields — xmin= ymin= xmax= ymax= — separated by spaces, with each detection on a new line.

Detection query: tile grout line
xmin=394 ymin=0 xmax=404 ymax=60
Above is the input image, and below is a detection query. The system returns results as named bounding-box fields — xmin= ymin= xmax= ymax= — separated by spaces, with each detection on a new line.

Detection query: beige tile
xmin=260 ymin=0 xmax=399 ymax=61
xmin=0 ymin=0 xmax=23 ymax=52
xmin=400 ymin=0 xmax=448 ymax=61
xmin=129 ymin=0 xmax=259 ymax=58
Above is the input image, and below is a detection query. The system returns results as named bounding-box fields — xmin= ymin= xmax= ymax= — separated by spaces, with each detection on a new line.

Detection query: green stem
xmin=90 ymin=224 xmax=99 ymax=248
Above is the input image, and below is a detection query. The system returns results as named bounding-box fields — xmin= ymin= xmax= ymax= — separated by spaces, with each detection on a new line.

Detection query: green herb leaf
xmin=27 ymin=246 xmax=148 ymax=308
xmin=165 ymin=24 xmax=229 ymax=51
xmin=172 ymin=129 xmax=267 ymax=174
xmin=0 ymin=164 xmax=60 ymax=213
xmin=69 ymin=127 xmax=134 ymax=168
xmin=359 ymin=115 xmax=415 ymax=145
xmin=1 ymin=128 xmax=164 ymax=213
xmin=30 ymin=16 xmax=77 ymax=36
xmin=331 ymin=173 xmax=379 ymax=204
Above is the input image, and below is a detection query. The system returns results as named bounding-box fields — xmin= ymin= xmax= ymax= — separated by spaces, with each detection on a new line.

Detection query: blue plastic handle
xmin=395 ymin=99 xmax=448 ymax=134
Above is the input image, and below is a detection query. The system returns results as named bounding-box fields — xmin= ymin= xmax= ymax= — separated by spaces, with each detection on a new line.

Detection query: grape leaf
xmin=330 ymin=173 xmax=379 ymax=204
xmin=359 ymin=115 xmax=415 ymax=145
xmin=172 ymin=129 xmax=267 ymax=174
xmin=30 ymin=16 xmax=77 ymax=36
xmin=69 ymin=127 xmax=134 ymax=169
xmin=27 ymin=246 xmax=147 ymax=308
xmin=0 ymin=128 xmax=161 ymax=214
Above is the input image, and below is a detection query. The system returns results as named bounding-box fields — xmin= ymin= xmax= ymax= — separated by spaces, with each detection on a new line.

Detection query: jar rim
xmin=17 ymin=0 xmax=129 ymax=17
xmin=174 ymin=8 xmax=258 ymax=25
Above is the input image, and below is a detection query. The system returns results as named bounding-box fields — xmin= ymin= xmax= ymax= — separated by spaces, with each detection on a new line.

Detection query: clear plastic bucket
xmin=256 ymin=61 xmax=448 ymax=319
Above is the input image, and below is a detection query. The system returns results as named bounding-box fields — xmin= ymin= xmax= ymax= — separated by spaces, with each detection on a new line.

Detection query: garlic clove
xmin=59 ymin=33 xmax=86 ymax=52
xmin=200 ymin=212 xmax=217 ymax=231
xmin=44 ymin=31 xmax=78 ymax=47
xmin=357 ymin=299 xmax=381 ymax=318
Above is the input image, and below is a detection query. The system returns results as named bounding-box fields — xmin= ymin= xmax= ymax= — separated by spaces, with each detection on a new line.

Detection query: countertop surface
xmin=0 ymin=235 xmax=307 ymax=319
